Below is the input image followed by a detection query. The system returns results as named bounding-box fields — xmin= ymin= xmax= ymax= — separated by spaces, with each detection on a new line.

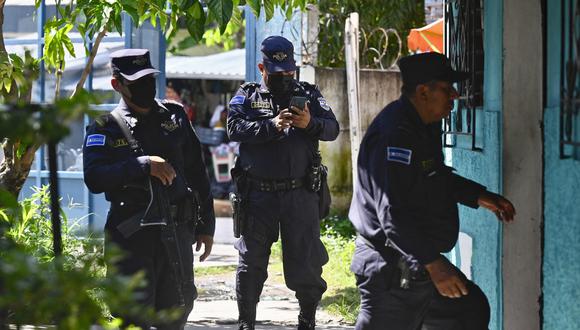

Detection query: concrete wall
xmin=315 ymin=67 xmax=402 ymax=213
xmin=543 ymin=1 xmax=580 ymax=329
xmin=502 ymin=1 xmax=543 ymax=329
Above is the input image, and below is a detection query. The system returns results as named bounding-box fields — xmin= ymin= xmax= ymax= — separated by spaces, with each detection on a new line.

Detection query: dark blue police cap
xmin=397 ymin=52 xmax=469 ymax=86
xmin=110 ymin=48 xmax=160 ymax=81
xmin=261 ymin=36 xmax=297 ymax=73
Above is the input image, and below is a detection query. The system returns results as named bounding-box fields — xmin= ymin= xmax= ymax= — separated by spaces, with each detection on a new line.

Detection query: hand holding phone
xmin=288 ymin=96 xmax=311 ymax=128
xmin=289 ymin=96 xmax=308 ymax=114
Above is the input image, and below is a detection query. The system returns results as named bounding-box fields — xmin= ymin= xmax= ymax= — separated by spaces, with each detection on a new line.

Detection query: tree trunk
xmin=0 ymin=0 xmax=6 ymax=53
xmin=0 ymin=142 xmax=37 ymax=197
xmin=0 ymin=1 xmax=38 ymax=198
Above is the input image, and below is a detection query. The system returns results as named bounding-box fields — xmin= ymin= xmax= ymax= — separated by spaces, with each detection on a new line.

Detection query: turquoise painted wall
xmin=543 ymin=1 xmax=580 ymax=329
xmin=449 ymin=0 xmax=503 ymax=329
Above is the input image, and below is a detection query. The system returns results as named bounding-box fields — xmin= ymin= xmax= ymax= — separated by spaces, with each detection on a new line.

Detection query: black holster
xmin=230 ymin=159 xmax=249 ymax=238
xmin=307 ymin=152 xmax=331 ymax=219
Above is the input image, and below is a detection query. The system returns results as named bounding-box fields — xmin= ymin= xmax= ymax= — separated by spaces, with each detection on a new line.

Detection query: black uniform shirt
xmin=349 ymin=96 xmax=485 ymax=266
xmin=227 ymin=80 xmax=339 ymax=179
xmin=83 ymin=99 xmax=215 ymax=236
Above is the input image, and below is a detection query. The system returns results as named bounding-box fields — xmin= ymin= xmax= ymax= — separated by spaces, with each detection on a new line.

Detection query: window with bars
xmin=443 ymin=0 xmax=484 ymax=151
xmin=560 ymin=0 xmax=580 ymax=159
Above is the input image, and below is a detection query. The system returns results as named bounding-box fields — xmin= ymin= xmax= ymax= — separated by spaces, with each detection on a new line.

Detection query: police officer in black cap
xmin=348 ymin=52 xmax=517 ymax=329
xmin=227 ymin=36 xmax=339 ymax=330
xmin=83 ymin=48 xmax=215 ymax=329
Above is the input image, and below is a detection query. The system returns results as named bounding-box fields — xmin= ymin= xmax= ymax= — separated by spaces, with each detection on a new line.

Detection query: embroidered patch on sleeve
xmin=387 ymin=147 xmax=412 ymax=165
xmin=317 ymin=97 xmax=331 ymax=111
xmin=229 ymin=95 xmax=246 ymax=105
xmin=86 ymin=134 xmax=106 ymax=147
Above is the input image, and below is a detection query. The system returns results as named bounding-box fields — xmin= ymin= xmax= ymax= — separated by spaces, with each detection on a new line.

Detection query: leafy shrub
xmin=321 ymin=214 xmax=356 ymax=239
xmin=320 ymin=234 xmax=358 ymax=324
xmin=0 ymin=186 xmax=173 ymax=329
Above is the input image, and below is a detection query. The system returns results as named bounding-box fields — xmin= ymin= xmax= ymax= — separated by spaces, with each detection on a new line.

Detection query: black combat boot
xmin=238 ymin=301 xmax=256 ymax=330
xmin=297 ymin=303 xmax=317 ymax=330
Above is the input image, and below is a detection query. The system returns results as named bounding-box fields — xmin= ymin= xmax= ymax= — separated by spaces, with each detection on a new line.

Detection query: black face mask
xmin=266 ymin=74 xmax=294 ymax=96
xmin=124 ymin=76 xmax=156 ymax=109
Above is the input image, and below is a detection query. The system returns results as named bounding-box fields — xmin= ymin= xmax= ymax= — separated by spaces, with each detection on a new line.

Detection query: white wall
xmin=502 ymin=0 xmax=543 ymax=329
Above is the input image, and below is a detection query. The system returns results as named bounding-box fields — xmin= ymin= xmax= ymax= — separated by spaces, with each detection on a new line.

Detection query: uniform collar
xmin=259 ymin=78 xmax=270 ymax=93
xmin=400 ymin=95 xmax=442 ymax=137
xmin=114 ymin=98 xmax=164 ymax=128
xmin=401 ymin=95 xmax=427 ymax=128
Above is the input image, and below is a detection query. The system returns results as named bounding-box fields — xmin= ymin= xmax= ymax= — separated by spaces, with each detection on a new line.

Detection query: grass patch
xmin=195 ymin=265 xmax=237 ymax=277
xmin=320 ymin=234 xmax=359 ymax=324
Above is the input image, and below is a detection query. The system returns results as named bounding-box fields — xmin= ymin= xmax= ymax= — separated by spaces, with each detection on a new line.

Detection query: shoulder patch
xmin=86 ymin=134 xmax=106 ymax=147
xmin=230 ymin=95 xmax=246 ymax=105
xmin=317 ymin=97 xmax=331 ymax=111
xmin=387 ymin=147 xmax=412 ymax=165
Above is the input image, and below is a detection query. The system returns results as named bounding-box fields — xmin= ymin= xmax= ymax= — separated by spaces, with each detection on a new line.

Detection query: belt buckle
xmin=275 ymin=181 xmax=287 ymax=191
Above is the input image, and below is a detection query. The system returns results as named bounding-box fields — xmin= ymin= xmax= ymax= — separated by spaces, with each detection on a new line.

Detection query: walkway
xmin=185 ymin=227 xmax=354 ymax=330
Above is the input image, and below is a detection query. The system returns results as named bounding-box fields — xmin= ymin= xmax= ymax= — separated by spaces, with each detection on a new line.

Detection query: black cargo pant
xmin=351 ymin=242 xmax=490 ymax=330
xmin=105 ymin=206 xmax=197 ymax=330
xmin=235 ymin=187 xmax=329 ymax=314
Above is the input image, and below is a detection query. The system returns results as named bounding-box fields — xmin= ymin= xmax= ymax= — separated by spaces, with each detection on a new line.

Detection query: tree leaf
xmin=246 ymin=0 xmax=261 ymax=17
xmin=207 ymin=0 xmax=234 ymax=34
xmin=3 ymin=78 xmax=12 ymax=93
xmin=264 ymin=0 xmax=275 ymax=21
xmin=0 ymin=189 xmax=18 ymax=209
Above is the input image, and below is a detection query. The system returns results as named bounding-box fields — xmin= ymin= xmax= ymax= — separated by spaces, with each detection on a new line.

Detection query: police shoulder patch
xmin=387 ymin=147 xmax=412 ymax=165
xmin=230 ymin=95 xmax=246 ymax=105
xmin=86 ymin=134 xmax=106 ymax=147
xmin=317 ymin=97 xmax=331 ymax=111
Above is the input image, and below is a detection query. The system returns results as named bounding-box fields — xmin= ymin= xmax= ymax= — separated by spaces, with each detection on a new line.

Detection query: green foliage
xmin=0 ymin=50 xmax=39 ymax=101
xmin=2 ymin=185 xmax=83 ymax=264
xmin=0 ymin=186 xmax=178 ymax=328
xmin=320 ymin=234 xmax=358 ymax=323
xmin=317 ymin=0 xmax=425 ymax=68
xmin=321 ymin=214 xmax=356 ymax=239
xmin=195 ymin=264 xmax=237 ymax=276
xmin=0 ymin=90 xmax=99 ymax=145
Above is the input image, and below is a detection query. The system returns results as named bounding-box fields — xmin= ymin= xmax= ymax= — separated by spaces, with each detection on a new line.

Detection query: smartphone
xmin=289 ymin=96 xmax=308 ymax=114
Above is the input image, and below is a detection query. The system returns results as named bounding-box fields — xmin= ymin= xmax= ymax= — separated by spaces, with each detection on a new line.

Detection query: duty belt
xmin=248 ymin=176 xmax=306 ymax=192
xmin=357 ymin=235 xmax=430 ymax=285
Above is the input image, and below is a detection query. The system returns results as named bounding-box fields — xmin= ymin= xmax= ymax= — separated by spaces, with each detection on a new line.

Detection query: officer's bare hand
xmin=425 ymin=257 xmax=468 ymax=299
xmin=149 ymin=156 xmax=176 ymax=186
xmin=477 ymin=191 xmax=516 ymax=222
xmin=290 ymin=103 xmax=311 ymax=129
xmin=272 ymin=109 xmax=293 ymax=131
xmin=195 ymin=234 xmax=213 ymax=262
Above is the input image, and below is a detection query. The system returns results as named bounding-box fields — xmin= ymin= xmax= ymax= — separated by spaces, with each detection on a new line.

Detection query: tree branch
xmin=0 ymin=0 xmax=6 ymax=53
xmin=72 ymin=27 xmax=108 ymax=97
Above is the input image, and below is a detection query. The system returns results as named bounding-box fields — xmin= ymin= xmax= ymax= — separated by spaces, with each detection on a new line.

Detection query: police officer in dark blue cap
xmin=227 ymin=36 xmax=340 ymax=330
xmin=349 ymin=52 xmax=516 ymax=329
xmin=83 ymin=48 xmax=215 ymax=329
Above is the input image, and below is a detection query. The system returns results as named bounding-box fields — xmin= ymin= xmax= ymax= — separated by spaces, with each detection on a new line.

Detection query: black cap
xmin=110 ymin=48 xmax=160 ymax=81
xmin=397 ymin=52 xmax=469 ymax=86
xmin=260 ymin=36 xmax=297 ymax=73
